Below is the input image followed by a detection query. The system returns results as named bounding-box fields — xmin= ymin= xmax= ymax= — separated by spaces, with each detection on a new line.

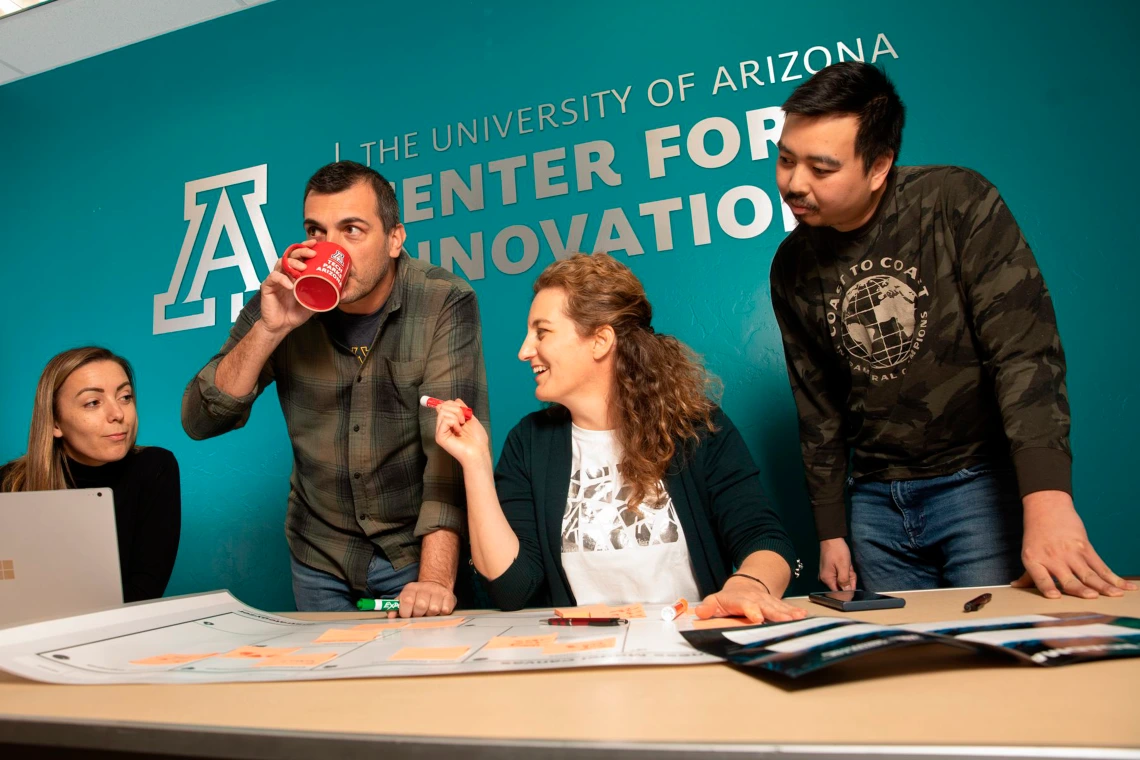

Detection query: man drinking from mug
xmin=183 ymin=161 xmax=489 ymax=614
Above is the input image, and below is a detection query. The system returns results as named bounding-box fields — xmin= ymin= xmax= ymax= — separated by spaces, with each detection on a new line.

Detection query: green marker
xmin=356 ymin=598 xmax=400 ymax=612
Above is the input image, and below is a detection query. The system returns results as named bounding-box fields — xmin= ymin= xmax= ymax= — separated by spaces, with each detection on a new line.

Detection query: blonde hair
xmin=1 ymin=347 xmax=136 ymax=492
xmin=534 ymin=253 xmax=719 ymax=510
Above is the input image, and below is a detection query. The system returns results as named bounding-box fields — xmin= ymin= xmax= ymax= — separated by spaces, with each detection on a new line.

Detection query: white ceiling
xmin=0 ymin=1 xmax=55 ymax=19
xmin=0 ymin=0 xmax=274 ymax=87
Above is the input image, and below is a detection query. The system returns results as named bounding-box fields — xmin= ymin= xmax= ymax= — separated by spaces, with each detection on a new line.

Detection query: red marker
xmin=420 ymin=395 xmax=473 ymax=420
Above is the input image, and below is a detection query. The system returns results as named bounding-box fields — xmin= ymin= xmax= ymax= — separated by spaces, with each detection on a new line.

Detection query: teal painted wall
xmin=1 ymin=0 xmax=1135 ymax=610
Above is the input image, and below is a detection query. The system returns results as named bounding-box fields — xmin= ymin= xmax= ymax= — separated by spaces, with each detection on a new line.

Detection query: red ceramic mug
xmin=282 ymin=241 xmax=352 ymax=312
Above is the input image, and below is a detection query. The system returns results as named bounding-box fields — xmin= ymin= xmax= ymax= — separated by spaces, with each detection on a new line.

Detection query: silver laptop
xmin=0 ymin=488 xmax=123 ymax=627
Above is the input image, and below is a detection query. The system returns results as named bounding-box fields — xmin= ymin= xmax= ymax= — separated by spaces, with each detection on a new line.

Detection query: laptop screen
xmin=0 ymin=488 xmax=123 ymax=627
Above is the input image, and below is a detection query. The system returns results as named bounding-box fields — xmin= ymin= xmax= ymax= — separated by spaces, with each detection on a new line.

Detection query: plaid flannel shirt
xmin=182 ymin=250 xmax=489 ymax=590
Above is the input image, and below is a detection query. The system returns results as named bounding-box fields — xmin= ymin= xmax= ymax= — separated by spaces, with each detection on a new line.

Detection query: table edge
xmin=0 ymin=715 xmax=1136 ymax=760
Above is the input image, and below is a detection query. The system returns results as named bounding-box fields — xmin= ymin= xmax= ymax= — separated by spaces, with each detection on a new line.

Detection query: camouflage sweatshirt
xmin=770 ymin=165 xmax=1071 ymax=541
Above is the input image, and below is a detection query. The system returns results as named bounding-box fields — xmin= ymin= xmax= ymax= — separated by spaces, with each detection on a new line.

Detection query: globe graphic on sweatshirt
xmin=840 ymin=275 xmax=918 ymax=369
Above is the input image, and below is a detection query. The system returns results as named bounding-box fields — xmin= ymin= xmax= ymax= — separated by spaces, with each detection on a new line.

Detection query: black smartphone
xmin=808 ymin=590 xmax=905 ymax=611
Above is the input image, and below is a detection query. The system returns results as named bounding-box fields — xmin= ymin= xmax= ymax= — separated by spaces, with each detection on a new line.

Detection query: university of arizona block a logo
xmin=152 ymin=165 xmax=278 ymax=335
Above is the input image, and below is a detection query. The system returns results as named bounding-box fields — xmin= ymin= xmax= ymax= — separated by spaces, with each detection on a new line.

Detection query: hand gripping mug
xmin=283 ymin=241 xmax=352 ymax=312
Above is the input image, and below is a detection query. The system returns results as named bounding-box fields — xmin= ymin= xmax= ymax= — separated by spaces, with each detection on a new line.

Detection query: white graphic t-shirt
xmin=560 ymin=424 xmax=701 ymax=606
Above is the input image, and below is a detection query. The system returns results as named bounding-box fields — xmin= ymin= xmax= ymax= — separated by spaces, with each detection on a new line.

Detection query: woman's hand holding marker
xmin=427 ymin=397 xmax=491 ymax=471
xmin=421 ymin=395 xmax=473 ymax=420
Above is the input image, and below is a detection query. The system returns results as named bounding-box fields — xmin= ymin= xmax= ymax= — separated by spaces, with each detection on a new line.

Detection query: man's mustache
xmin=784 ymin=194 xmax=818 ymax=211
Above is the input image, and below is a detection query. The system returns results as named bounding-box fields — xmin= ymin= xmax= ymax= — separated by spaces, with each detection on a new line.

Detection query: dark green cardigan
xmin=486 ymin=407 xmax=799 ymax=610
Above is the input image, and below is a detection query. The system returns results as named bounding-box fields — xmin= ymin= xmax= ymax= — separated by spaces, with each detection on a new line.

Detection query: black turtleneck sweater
xmin=65 ymin=447 xmax=181 ymax=602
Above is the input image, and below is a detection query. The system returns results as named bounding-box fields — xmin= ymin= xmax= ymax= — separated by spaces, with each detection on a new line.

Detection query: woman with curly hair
xmin=430 ymin=253 xmax=804 ymax=623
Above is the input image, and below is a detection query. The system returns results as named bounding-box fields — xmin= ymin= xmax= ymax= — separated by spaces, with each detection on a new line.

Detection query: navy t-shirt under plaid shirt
xmin=182 ymin=250 xmax=489 ymax=591
xmin=322 ymin=303 xmax=385 ymax=365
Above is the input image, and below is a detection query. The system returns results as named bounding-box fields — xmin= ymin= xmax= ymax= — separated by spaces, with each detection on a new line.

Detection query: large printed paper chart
xmin=0 ymin=592 xmax=719 ymax=684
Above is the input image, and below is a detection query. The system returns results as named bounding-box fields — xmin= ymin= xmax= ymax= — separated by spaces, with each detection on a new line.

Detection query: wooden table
xmin=1 ymin=585 xmax=1137 ymax=759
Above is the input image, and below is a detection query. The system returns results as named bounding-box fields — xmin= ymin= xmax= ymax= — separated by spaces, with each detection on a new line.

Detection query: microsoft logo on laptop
xmin=0 ymin=560 xmax=13 ymax=580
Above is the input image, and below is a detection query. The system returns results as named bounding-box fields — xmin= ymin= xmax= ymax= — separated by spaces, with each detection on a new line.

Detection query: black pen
xmin=541 ymin=617 xmax=628 ymax=626
xmin=963 ymin=593 xmax=992 ymax=612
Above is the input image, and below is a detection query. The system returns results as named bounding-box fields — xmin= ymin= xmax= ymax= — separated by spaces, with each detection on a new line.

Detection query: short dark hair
xmin=782 ymin=61 xmax=905 ymax=173
xmin=304 ymin=161 xmax=402 ymax=232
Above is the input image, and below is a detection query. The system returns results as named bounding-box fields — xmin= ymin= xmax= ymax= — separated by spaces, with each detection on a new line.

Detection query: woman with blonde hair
xmin=1 ymin=346 xmax=181 ymax=602
xmin=431 ymin=254 xmax=804 ymax=622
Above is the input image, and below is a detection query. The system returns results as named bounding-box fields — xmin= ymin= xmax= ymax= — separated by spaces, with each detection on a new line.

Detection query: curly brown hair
xmin=534 ymin=253 xmax=719 ymax=511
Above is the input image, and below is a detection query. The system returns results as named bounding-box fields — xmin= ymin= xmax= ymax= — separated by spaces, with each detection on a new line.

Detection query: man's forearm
xmin=417 ymin=528 xmax=460 ymax=590
xmin=214 ymin=320 xmax=284 ymax=398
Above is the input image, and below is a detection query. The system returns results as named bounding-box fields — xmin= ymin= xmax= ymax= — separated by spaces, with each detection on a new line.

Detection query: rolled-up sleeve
xmin=413 ymin=499 xmax=467 ymax=538
xmin=415 ymin=286 xmax=489 ymax=538
xmin=181 ymin=295 xmax=275 ymax=441
xmin=703 ymin=410 xmax=800 ymax=574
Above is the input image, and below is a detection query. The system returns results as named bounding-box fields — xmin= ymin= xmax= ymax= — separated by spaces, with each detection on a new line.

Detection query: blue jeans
xmin=290 ymin=552 xmax=420 ymax=612
xmin=849 ymin=465 xmax=1024 ymax=592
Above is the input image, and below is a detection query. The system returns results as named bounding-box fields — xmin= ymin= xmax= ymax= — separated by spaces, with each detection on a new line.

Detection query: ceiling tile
xmin=0 ymin=0 xmax=268 ymax=84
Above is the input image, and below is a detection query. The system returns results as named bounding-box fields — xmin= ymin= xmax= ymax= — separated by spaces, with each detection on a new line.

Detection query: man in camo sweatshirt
xmin=769 ymin=61 xmax=1133 ymax=600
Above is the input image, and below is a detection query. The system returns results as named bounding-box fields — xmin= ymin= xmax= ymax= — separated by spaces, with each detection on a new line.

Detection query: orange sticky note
xmin=254 ymin=652 xmax=338 ymax=668
xmin=131 ymin=652 xmax=218 ymax=666
xmin=556 ymin=604 xmax=643 ymax=619
xmin=389 ymin=646 xmax=471 ymax=662
xmin=404 ymin=617 xmax=466 ymax=630
xmin=690 ymin=617 xmax=752 ymax=630
xmin=485 ymin=634 xmax=559 ymax=649
xmin=601 ymin=604 xmax=646 ymax=619
xmin=313 ymin=628 xmax=378 ymax=643
xmin=541 ymin=637 xmax=617 ymax=654
xmin=221 ymin=646 xmax=301 ymax=659
xmin=554 ymin=606 xmax=598 ymax=618
xmin=350 ymin=621 xmax=408 ymax=631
